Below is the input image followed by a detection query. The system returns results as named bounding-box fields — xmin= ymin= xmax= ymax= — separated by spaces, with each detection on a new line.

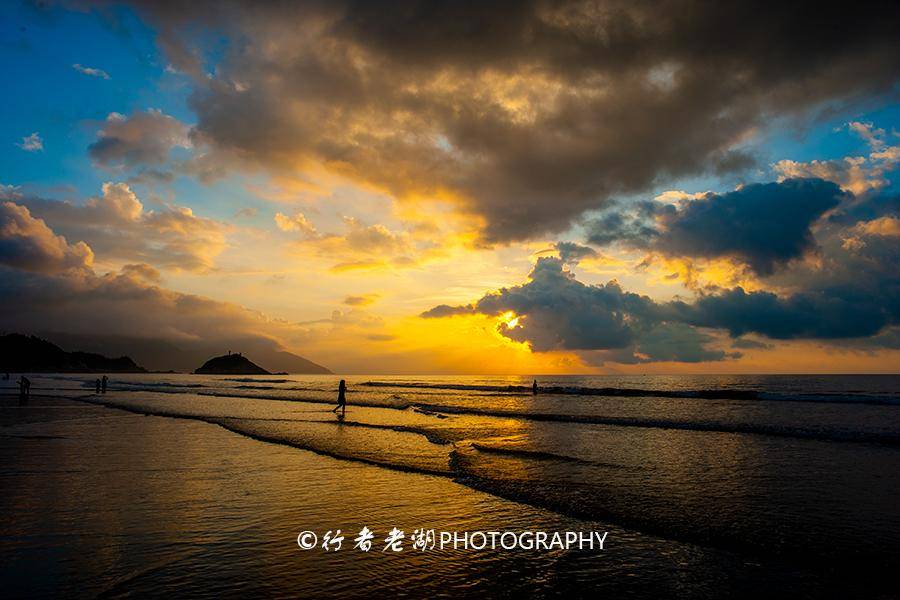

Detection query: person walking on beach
xmin=95 ymin=378 xmax=101 ymax=394
xmin=101 ymin=375 xmax=108 ymax=394
xmin=18 ymin=376 xmax=31 ymax=402
xmin=332 ymin=379 xmax=347 ymax=416
xmin=533 ymin=379 xmax=538 ymax=395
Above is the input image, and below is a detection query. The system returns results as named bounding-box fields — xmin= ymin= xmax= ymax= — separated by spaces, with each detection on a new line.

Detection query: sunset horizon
xmin=2 ymin=2 xmax=898 ymax=376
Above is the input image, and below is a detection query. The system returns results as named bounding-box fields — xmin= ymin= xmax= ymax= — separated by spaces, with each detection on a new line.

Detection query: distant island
xmin=0 ymin=334 xmax=147 ymax=373
xmin=194 ymin=353 xmax=271 ymax=375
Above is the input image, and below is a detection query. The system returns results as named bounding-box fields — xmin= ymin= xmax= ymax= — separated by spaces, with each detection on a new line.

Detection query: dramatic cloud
xmin=677 ymin=280 xmax=897 ymax=341
xmin=423 ymin=257 xmax=727 ymax=363
xmin=114 ymin=0 xmax=900 ymax=242
xmin=0 ymin=201 xmax=93 ymax=273
xmin=652 ymin=179 xmax=846 ymax=275
xmin=17 ymin=132 xmax=43 ymax=152
xmin=8 ymin=183 xmax=227 ymax=271
xmin=89 ymin=110 xmax=191 ymax=167
xmin=425 ymin=195 xmax=900 ymax=362
xmin=72 ymin=63 xmax=110 ymax=79
xmin=586 ymin=178 xmax=847 ymax=275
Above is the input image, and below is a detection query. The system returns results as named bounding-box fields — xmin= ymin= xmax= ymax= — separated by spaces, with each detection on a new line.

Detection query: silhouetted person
xmin=101 ymin=375 xmax=108 ymax=394
xmin=332 ymin=379 xmax=347 ymax=416
xmin=95 ymin=378 xmax=101 ymax=394
xmin=18 ymin=376 xmax=30 ymax=403
xmin=533 ymin=379 xmax=538 ymax=395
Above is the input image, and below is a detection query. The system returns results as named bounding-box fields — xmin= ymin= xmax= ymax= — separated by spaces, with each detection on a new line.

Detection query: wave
xmin=468 ymin=443 xmax=594 ymax=464
xmin=223 ymin=378 xmax=292 ymax=384
xmin=68 ymin=393 xmax=900 ymax=564
xmin=362 ymin=381 xmax=900 ymax=405
xmin=114 ymin=382 xmax=206 ymax=389
xmin=81 ymin=387 xmax=900 ymax=447
xmin=412 ymin=402 xmax=900 ymax=446
xmin=74 ymin=395 xmax=452 ymax=476
xmin=361 ymin=380 xmax=761 ymax=398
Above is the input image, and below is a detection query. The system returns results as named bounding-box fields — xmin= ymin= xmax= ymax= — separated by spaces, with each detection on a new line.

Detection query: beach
xmin=1 ymin=375 xmax=899 ymax=597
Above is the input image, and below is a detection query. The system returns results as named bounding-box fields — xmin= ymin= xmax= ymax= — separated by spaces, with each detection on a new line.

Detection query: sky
xmin=1 ymin=0 xmax=899 ymax=374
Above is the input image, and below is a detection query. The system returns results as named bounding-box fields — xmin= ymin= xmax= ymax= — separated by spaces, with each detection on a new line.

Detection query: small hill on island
xmin=194 ymin=353 xmax=271 ymax=375
xmin=0 ymin=334 xmax=147 ymax=373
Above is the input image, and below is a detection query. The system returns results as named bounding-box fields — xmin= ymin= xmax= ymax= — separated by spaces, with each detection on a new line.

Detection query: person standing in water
xmin=332 ymin=379 xmax=347 ymax=415
xmin=95 ymin=378 xmax=101 ymax=394
xmin=533 ymin=379 xmax=538 ymax=395
xmin=101 ymin=375 xmax=108 ymax=394
xmin=18 ymin=376 xmax=31 ymax=404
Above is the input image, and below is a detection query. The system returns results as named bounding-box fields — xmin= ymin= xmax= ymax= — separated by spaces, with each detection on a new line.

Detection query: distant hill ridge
xmin=194 ymin=353 xmax=270 ymax=375
xmin=0 ymin=334 xmax=147 ymax=373
xmin=34 ymin=332 xmax=332 ymax=374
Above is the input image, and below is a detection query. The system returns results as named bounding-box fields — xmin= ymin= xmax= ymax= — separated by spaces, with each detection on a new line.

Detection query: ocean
xmin=1 ymin=373 xmax=898 ymax=597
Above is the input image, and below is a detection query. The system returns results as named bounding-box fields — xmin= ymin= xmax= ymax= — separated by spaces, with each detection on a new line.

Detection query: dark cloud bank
xmin=99 ymin=0 xmax=900 ymax=242
xmin=11 ymin=2 xmax=900 ymax=365
xmin=586 ymin=179 xmax=849 ymax=275
xmin=424 ymin=179 xmax=899 ymax=363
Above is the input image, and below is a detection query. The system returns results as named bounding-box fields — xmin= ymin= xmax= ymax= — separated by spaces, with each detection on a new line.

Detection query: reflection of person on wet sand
xmin=332 ymin=379 xmax=347 ymax=416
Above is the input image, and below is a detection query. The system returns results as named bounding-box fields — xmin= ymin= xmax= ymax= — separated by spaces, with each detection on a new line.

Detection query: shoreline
xmin=1 ymin=392 xmax=897 ymax=597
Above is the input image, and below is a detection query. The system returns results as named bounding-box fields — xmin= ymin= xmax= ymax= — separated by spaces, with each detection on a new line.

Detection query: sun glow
xmin=500 ymin=311 xmax=521 ymax=328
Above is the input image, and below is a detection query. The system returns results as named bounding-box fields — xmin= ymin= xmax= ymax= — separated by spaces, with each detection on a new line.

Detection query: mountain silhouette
xmin=0 ymin=334 xmax=146 ymax=373
xmin=33 ymin=332 xmax=332 ymax=374
xmin=194 ymin=353 xmax=271 ymax=375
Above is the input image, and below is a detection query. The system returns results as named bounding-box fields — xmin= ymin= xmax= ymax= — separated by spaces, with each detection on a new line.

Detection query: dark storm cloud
xmin=673 ymin=216 xmax=900 ymax=340
xmin=472 ymin=258 xmax=650 ymax=352
xmin=585 ymin=200 xmax=664 ymax=248
xmin=424 ymin=256 xmax=725 ymax=363
xmin=674 ymin=285 xmax=896 ymax=340
xmin=656 ymin=180 xmax=846 ymax=274
xmin=586 ymin=179 xmax=848 ymax=274
xmin=108 ymin=0 xmax=900 ymax=242
xmin=424 ymin=209 xmax=900 ymax=360
xmin=555 ymin=241 xmax=597 ymax=265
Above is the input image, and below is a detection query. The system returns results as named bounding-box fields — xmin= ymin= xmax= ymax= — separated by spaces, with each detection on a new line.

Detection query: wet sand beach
xmin=1 ymin=384 xmax=898 ymax=598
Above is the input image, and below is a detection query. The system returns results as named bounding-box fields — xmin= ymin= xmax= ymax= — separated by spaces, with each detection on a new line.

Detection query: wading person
xmin=533 ymin=379 xmax=538 ymax=395
xmin=101 ymin=375 xmax=108 ymax=394
xmin=95 ymin=378 xmax=101 ymax=394
xmin=332 ymin=379 xmax=347 ymax=416
xmin=18 ymin=375 xmax=31 ymax=404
